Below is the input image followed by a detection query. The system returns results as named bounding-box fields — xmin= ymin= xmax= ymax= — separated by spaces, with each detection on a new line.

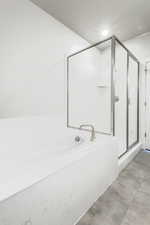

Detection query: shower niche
xmin=67 ymin=36 xmax=139 ymax=157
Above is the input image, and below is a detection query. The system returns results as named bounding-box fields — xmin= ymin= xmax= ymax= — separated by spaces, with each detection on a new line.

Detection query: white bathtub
xmin=0 ymin=117 xmax=118 ymax=225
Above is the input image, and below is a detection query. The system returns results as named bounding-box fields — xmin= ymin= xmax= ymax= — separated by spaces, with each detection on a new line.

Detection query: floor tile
xmin=79 ymin=186 xmax=128 ymax=225
xmin=111 ymin=179 xmax=136 ymax=206
xmin=134 ymin=151 xmax=150 ymax=168
xmin=133 ymin=190 xmax=150 ymax=207
xmin=77 ymin=150 xmax=150 ymax=225
xmin=121 ymin=191 xmax=150 ymax=225
xmin=139 ymin=178 xmax=150 ymax=195
xmin=123 ymin=160 xmax=150 ymax=180
xmin=112 ymin=169 xmax=141 ymax=205
xmin=76 ymin=211 xmax=94 ymax=225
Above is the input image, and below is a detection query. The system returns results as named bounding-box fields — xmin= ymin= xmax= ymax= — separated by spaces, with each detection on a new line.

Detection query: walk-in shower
xmin=67 ymin=36 xmax=139 ymax=157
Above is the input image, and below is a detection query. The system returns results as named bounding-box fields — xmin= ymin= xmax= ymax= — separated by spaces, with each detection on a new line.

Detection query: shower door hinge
xmin=145 ymin=132 xmax=147 ymax=138
xmin=144 ymin=101 xmax=147 ymax=107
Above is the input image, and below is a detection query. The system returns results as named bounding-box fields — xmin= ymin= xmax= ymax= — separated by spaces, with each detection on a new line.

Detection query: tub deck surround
xmin=0 ymin=118 xmax=141 ymax=225
xmin=0 ymin=118 xmax=118 ymax=225
xmin=0 ymin=135 xmax=113 ymax=202
xmin=0 ymin=117 xmax=118 ymax=205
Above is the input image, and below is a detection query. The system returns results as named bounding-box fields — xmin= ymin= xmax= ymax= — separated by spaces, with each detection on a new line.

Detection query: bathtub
xmin=0 ymin=117 xmax=118 ymax=225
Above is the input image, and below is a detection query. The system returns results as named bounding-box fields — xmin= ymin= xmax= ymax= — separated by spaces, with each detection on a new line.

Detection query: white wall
xmin=0 ymin=0 xmax=113 ymax=135
xmin=0 ymin=0 xmax=89 ymax=121
xmin=125 ymin=33 xmax=150 ymax=62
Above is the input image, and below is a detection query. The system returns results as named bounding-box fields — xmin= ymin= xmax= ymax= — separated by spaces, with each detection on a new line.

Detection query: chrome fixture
xmin=79 ymin=124 xmax=96 ymax=141
xmin=75 ymin=136 xmax=81 ymax=142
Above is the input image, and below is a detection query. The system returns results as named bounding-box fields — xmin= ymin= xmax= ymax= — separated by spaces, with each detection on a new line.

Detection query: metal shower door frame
xmin=67 ymin=36 xmax=113 ymax=136
xmin=144 ymin=61 xmax=150 ymax=149
xmin=113 ymin=36 xmax=140 ymax=156
xmin=67 ymin=35 xmax=140 ymax=154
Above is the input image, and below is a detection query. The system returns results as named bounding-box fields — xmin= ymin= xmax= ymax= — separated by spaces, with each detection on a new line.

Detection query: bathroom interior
xmin=0 ymin=0 xmax=150 ymax=225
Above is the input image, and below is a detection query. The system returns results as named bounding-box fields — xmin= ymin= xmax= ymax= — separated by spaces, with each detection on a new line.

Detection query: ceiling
xmin=31 ymin=0 xmax=150 ymax=43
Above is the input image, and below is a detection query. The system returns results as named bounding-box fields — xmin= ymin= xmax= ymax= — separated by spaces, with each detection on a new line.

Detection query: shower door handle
xmin=115 ymin=96 xmax=119 ymax=103
xmin=128 ymin=98 xmax=131 ymax=105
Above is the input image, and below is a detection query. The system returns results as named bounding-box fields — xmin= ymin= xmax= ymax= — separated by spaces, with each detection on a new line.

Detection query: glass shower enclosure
xmin=67 ymin=36 xmax=139 ymax=157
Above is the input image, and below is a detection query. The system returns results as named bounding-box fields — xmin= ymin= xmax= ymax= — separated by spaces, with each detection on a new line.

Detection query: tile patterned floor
xmin=77 ymin=150 xmax=150 ymax=225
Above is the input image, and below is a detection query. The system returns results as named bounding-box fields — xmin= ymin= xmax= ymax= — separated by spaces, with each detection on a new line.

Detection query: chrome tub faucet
xmin=79 ymin=124 xmax=96 ymax=141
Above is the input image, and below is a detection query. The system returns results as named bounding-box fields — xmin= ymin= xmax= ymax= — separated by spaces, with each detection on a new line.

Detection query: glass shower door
xmin=67 ymin=39 xmax=112 ymax=135
xmin=128 ymin=56 xmax=139 ymax=148
xmin=114 ymin=41 xmax=128 ymax=157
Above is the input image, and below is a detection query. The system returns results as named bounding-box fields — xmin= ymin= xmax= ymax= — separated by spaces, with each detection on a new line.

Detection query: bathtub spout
xmin=79 ymin=124 xmax=96 ymax=141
